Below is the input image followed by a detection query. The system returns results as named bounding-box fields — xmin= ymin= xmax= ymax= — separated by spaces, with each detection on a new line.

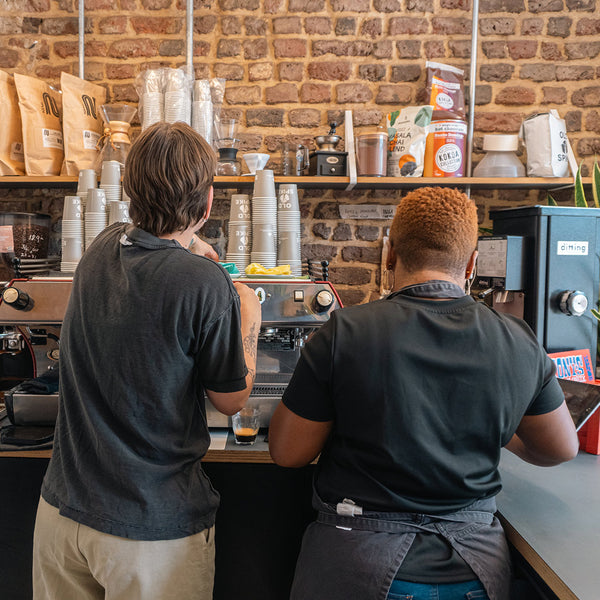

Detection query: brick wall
xmin=1 ymin=0 xmax=599 ymax=304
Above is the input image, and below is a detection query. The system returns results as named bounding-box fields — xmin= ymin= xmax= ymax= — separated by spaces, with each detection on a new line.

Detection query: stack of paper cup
xmin=100 ymin=160 xmax=122 ymax=203
xmin=251 ymin=170 xmax=277 ymax=269
xmin=61 ymin=195 xmax=84 ymax=273
xmin=192 ymin=80 xmax=213 ymax=146
xmin=108 ymin=201 xmax=132 ymax=225
xmin=85 ymin=188 xmax=108 ymax=250
xmin=140 ymin=69 xmax=164 ymax=131
xmin=76 ymin=169 xmax=96 ymax=210
xmin=225 ymin=194 xmax=252 ymax=273
xmin=277 ymin=184 xmax=302 ymax=276
xmin=164 ymin=68 xmax=191 ymax=125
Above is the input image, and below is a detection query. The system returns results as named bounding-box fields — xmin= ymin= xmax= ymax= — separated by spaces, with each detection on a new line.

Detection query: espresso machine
xmin=205 ymin=278 xmax=342 ymax=428
xmin=475 ymin=205 xmax=600 ymax=371
xmin=0 ymin=277 xmax=69 ymax=426
xmin=0 ymin=275 xmax=342 ymax=430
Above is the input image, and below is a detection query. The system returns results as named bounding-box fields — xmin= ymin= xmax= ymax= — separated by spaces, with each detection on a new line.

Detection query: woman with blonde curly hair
xmin=270 ymin=187 xmax=578 ymax=600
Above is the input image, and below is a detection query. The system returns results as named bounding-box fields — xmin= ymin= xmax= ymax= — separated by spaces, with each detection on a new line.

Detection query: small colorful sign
xmin=548 ymin=349 xmax=595 ymax=383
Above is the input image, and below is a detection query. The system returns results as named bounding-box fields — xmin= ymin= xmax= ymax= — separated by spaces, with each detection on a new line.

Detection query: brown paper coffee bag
xmin=14 ymin=73 xmax=63 ymax=176
xmin=61 ymin=72 xmax=107 ymax=175
xmin=0 ymin=71 xmax=26 ymax=176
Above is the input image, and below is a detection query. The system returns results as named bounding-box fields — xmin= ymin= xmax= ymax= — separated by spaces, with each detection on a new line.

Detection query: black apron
xmin=289 ymin=281 xmax=512 ymax=600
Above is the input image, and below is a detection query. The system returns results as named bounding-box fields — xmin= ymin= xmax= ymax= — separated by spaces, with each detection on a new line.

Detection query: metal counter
xmin=497 ymin=449 xmax=600 ymax=600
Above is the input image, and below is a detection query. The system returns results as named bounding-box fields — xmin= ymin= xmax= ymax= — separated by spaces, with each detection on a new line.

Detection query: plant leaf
xmin=593 ymin=160 xmax=600 ymax=209
xmin=547 ymin=193 xmax=558 ymax=206
xmin=574 ymin=163 xmax=588 ymax=207
xmin=591 ymin=308 xmax=600 ymax=321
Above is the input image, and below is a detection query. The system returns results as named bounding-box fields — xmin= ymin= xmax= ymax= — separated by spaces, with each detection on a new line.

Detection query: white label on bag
xmin=83 ymin=130 xmax=100 ymax=150
xmin=42 ymin=128 xmax=63 ymax=149
xmin=10 ymin=142 xmax=24 ymax=162
xmin=0 ymin=226 xmax=14 ymax=253
xmin=557 ymin=241 xmax=588 ymax=256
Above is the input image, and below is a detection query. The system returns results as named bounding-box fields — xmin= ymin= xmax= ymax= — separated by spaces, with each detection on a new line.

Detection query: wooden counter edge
xmin=497 ymin=513 xmax=579 ymax=600
xmin=0 ymin=448 xmax=277 ymax=464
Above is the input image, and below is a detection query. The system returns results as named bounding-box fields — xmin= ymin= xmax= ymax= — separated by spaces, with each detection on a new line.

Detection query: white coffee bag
xmin=520 ymin=111 xmax=570 ymax=177
xmin=387 ymin=106 xmax=433 ymax=177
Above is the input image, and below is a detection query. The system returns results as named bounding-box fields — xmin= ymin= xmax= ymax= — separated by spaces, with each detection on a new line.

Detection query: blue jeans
xmin=387 ymin=579 xmax=490 ymax=600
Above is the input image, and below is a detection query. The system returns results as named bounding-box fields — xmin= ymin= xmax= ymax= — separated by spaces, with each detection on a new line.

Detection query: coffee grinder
xmin=309 ymin=122 xmax=348 ymax=176
xmin=475 ymin=205 xmax=600 ymax=371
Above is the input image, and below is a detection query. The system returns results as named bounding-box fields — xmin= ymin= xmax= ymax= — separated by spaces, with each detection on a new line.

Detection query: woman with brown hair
xmin=269 ymin=186 xmax=578 ymax=600
xmin=33 ymin=122 xmax=261 ymax=600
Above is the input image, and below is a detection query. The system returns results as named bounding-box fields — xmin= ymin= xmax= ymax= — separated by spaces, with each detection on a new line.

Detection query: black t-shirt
xmin=283 ymin=291 xmax=564 ymax=514
xmin=42 ymin=224 xmax=247 ymax=540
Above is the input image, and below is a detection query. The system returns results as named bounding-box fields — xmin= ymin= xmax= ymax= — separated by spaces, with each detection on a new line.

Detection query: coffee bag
xmin=426 ymin=61 xmax=466 ymax=121
xmin=0 ymin=71 xmax=25 ymax=176
xmin=14 ymin=73 xmax=63 ymax=176
xmin=387 ymin=106 xmax=433 ymax=177
xmin=61 ymin=72 xmax=107 ymax=175
xmin=520 ymin=111 xmax=571 ymax=177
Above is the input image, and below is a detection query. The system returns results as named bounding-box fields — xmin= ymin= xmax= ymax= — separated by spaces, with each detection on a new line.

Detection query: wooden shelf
xmin=0 ymin=174 xmax=585 ymax=191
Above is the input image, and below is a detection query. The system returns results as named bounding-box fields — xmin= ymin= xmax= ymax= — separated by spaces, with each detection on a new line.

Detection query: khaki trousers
xmin=33 ymin=496 xmax=215 ymax=600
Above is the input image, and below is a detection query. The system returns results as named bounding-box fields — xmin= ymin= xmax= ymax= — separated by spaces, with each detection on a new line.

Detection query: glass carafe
xmin=94 ymin=104 xmax=137 ymax=174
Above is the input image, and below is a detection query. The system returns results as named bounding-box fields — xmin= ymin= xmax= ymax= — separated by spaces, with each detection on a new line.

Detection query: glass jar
xmin=94 ymin=104 xmax=136 ymax=175
xmin=216 ymin=148 xmax=241 ymax=176
xmin=356 ymin=128 xmax=388 ymax=177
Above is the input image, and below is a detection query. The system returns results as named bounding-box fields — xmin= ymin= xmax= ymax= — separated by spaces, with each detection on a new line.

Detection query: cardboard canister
xmin=423 ymin=120 xmax=467 ymax=177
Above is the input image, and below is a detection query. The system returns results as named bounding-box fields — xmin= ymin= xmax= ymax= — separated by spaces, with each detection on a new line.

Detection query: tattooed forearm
xmin=243 ymin=322 xmax=258 ymax=358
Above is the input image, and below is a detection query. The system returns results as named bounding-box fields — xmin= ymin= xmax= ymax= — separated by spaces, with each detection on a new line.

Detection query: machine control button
xmin=1 ymin=286 xmax=34 ymax=311
xmin=558 ymin=290 xmax=588 ymax=317
xmin=294 ymin=290 xmax=304 ymax=302
xmin=314 ymin=289 xmax=334 ymax=312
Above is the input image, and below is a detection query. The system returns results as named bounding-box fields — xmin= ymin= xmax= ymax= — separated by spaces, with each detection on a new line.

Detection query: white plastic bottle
xmin=473 ymin=134 xmax=525 ymax=178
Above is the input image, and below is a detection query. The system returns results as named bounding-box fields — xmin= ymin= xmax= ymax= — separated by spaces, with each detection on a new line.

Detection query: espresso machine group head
xmin=475 ymin=205 xmax=600 ymax=371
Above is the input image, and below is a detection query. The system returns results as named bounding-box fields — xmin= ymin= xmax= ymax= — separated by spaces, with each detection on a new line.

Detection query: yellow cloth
xmin=245 ymin=263 xmax=291 ymax=275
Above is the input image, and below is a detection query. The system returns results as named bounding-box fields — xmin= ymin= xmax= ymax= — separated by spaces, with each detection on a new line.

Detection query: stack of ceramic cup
xmin=108 ymin=201 xmax=132 ymax=225
xmin=61 ymin=195 xmax=84 ymax=273
xmin=85 ymin=189 xmax=108 ymax=250
xmin=250 ymin=170 xmax=277 ymax=269
xmin=100 ymin=160 xmax=122 ymax=204
xmin=225 ymin=194 xmax=252 ymax=273
xmin=277 ymin=184 xmax=302 ymax=276
xmin=76 ymin=168 xmax=96 ymax=210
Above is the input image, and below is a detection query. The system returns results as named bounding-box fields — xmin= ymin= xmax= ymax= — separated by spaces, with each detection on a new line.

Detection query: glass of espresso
xmin=232 ymin=407 xmax=260 ymax=445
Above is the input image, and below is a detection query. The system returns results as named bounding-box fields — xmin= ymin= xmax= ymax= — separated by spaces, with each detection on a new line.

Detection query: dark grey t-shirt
xmin=42 ymin=224 xmax=247 ymax=540
xmin=283 ymin=291 xmax=564 ymax=514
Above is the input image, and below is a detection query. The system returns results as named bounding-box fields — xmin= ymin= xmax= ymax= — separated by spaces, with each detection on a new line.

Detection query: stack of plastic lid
xmin=192 ymin=80 xmax=213 ymax=146
xmin=164 ymin=68 xmax=191 ymax=126
xmin=277 ymin=184 xmax=302 ymax=277
xmin=225 ymin=194 xmax=252 ymax=273
xmin=61 ymin=195 xmax=84 ymax=273
xmin=473 ymin=135 xmax=525 ymax=178
xmin=250 ymin=170 xmax=277 ymax=269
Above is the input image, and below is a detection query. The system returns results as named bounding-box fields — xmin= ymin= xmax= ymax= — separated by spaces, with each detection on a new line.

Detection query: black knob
xmin=2 ymin=287 xmax=34 ymax=311
xmin=314 ymin=290 xmax=334 ymax=312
